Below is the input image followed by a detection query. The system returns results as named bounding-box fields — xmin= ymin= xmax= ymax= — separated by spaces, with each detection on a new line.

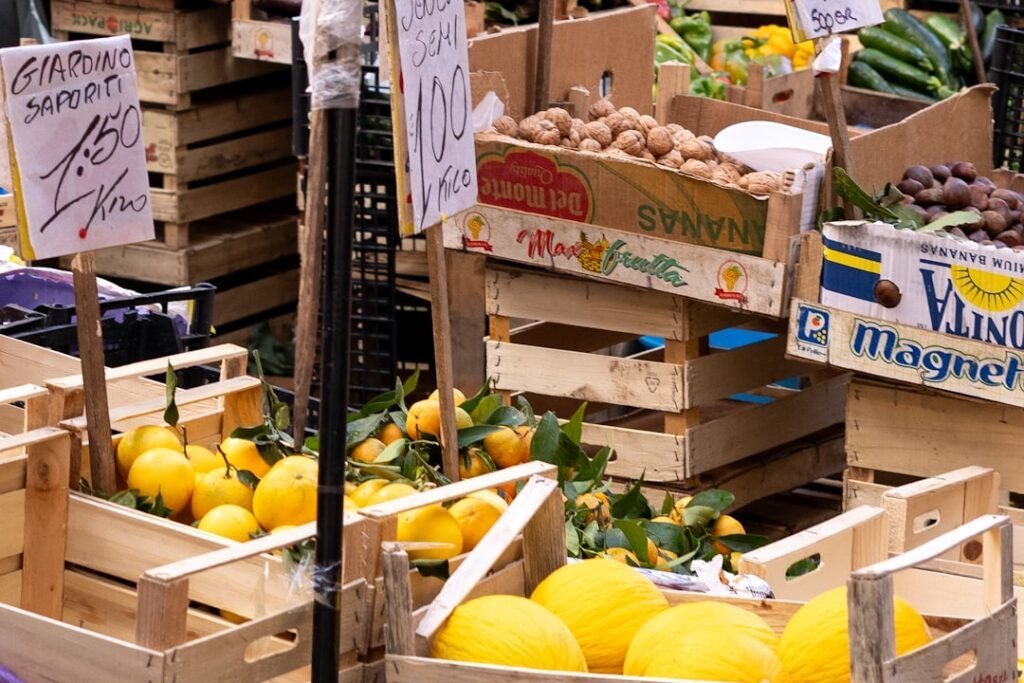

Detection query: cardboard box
xmin=468 ymin=5 xmax=656 ymax=118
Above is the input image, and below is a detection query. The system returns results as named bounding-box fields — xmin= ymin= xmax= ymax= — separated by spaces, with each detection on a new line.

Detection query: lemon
xmin=779 ymin=586 xmax=931 ymax=683
xmin=364 ymin=482 xmax=417 ymax=506
xmin=432 ymin=595 xmax=587 ymax=672
xmin=467 ymin=489 xmax=509 ymax=513
xmin=350 ymin=478 xmax=390 ymax=507
xmin=406 ymin=400 xmax=473 ymax=440
xmin=459 ymin=447 xmax=496 ymax=479
xmin=650 ymin=515 xmax=679 ymax=526
xmin=198 ymin=504 xmax=261 ymax=542
xmin=116 ymin=425 xmax=180 ymax=477
xmin=483 ymin=426 xmax=531 ymax=469
xmin=351 ymin=438 xmax=386 ymax=464
xmin=219 ymin=437 xmax=271 ymax=477
xmin=397 ymin=504 xmax=463 ymax=560
xmin=669 ymin=495 xmax=693 ymax=524
xmin=624 ymin=602 xmax=779 ymax=677
xmin=600 ymin=547 xmax=640 ymax=566
xmin=643 ymin=630 xmax=782 ymax=682
xmin=530 ymin=558 xmax=669 ymax=673
xmin=191 ymin=466 xmax=255 ymax=519
xmin=428 ymin=388 xmax=467 ymax=405
xmin=379 ymin=422 xmax=405 ymax=445
xmin=713 ymin=514 xmax=746 ymax=555
xmin=344 ymin=496 xmax=358 ymax=511
xmin=126 ymin=447 xmax=195 ymax=514
xmin=654 ymin=548 xmax=678 ymax=570
xmin=252 ymin=457 xmax=318 ymax=531
xmin=184 ymin=444 xmax=220 ymax=474
xmin=449 ymin=497 xmax=502 ymax=551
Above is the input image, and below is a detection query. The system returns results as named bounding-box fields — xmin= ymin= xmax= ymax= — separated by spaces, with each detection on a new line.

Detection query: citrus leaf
xmin=469 ymin=393 xmax=502 ymax=424
xmin=347 ymin=412 xmax=388 ymax=449
xmin=516 ymin=395 xmax=537 ymax=427
xmin=108 ymin=490 xmax=138 ymax=508
xmin=613 ymin=519 xmax=650 ymax=565
xmin=661 ymin=491 xmax=676 ymax=516
xmin=688 ymin=489 xmax=735 ymax=512
xmin=304 ymin=435 xmax=320 ymax=453
xmin=402 ymin=370 xmax=421 ymax=398
xmin=682 ymin=505 xmax=718 ymax=528
xmin=231 ymin=424 xmax=273 ymax=441
xmin=714 ymin=533 xmax=769 ymax=553
xmin=389 ymin=411 xmax=407 ymax=433
xmin=576 ymin=446 xmax=611 ymax=484
xmin=373 ymin=438 xmax=407 ymax=464
xmin=484 ymin=405 xmax=527 ymax=427
xmin=273 ymin=402 xmax=291 ymax=431
xmin=164 ymin=362 xmax=179 ymax=428
xmin=611 ymin=478 xmax=650 ymax=519
xmin=411 ymin=559 xmax=450 ymax=580
xmin=148 ymin=493 xmax=173 ymax=519
xmin=456 ymin=425 xmax=502 ymax=448
xmin=530 ymin=412 xmax=561 ymax=464
xmin=563 ymin=403 xmax=587 ymax=444
xmin=642 ymin=520 xmax=685 ymax=556
xmin=458 ymin=380 xmax=492 ymax=414
xmin=360 ymin=388 xmax=403 ymax=417
xmin=237 ymin=469 xmax=260 ymax=489
xmin=581 ymin=520 xmax=600 ymax=548
xmin=566 ymin=520 xmax=581 ymax=556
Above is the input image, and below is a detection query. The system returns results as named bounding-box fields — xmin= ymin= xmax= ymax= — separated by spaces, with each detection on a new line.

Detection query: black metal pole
xmin=311 ymin=105 xmax=358 ymax=682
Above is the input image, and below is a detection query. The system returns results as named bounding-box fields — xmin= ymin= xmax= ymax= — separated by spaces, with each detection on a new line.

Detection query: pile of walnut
xmin=484 ymin=98 xmax=783 ymax=195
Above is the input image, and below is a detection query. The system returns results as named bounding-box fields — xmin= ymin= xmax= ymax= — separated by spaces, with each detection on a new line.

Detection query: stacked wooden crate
xmin=50 ymin=0 xmax=299 ymax=340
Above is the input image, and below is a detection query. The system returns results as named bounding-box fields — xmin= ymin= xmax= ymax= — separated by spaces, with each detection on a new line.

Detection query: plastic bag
xmin=298 ymin=0 xmax=363 ymax=110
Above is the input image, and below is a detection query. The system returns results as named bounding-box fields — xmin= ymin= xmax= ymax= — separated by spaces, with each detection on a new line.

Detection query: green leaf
xmin=786 ymin=554 xmax=821 ymax=578
xmin=164 ymin=362 xmax=179 ymax=428
xmin=389 ymin=411 xmax=408 ymax=434
xmin=714 ymin=533 xmax=769 ymax=553
xmin=682 ymin=505 xmax=718 ymax=528
xmin=108 ymin=489 xmax=138 ymax=508
xmin=148 ymin=493 xmax=173 ymax=519
xmin=611 ymin=478 xmax=651 ymax=519
xmin=877 ymin=182 xmax=906 ymax=208
xmin=237 ymin=469 xmax=260 ymax=489
xmin=304 ymin=435 xmax=320 ymax=453
xmin=458 ymin=381 xmax=492 ymax=414
xmin=456 ymin=425 xmax=502 ymax=448
xmin=563 ymin=403 xmax=587 ymax=444
xmin=917 ymin=210 xmax=982 ymax=233
xmin=613 ymin=519 xmax=651 ymax=565
xmin=833 ymin=167 xmax=899 ymax=221
xmin=660 ymin=491 xmax=676 ymax=516
xmin=360 ymin=388 xmax=403 ymax=417
xmin=373 ymin=438 xmax=408 ymax=464
xmin=273 ymin=402 xmax=291 ymax=432
xmin=470 ymin=394 xmax=503 ymax=424
xmin=484 ymin=405 xmax=527 ymax=427
xmin=581 ymin=520 xmax=599 ymax=548
xmin=516 ymin=395 xmax=537 ymax=428
xmin=411 ymin=559 xmax=450 ymax=580
xmin=575 ymin=446 xmax=612 ymax=483
xmin=888 ymin=203 xmax=926 ymax=228
xmin=402 ymin=370 xmax=421 ymax=398
xmin=565 ymin=520 xmax=581 ymax=556
xmin=231 ymin=424 xmax=273 ymax=441
xmin=485 ymin=1 xmax=519 ymax=24
xmin=347 ymin=412 xmax=388 ymax=449
xmin=530 ymin=412 xmax=561 ymax=464
xmin=689 ymin=489 xmax=735 ymax=513
xmin=642 ymin=520 xmax=685 ymax=556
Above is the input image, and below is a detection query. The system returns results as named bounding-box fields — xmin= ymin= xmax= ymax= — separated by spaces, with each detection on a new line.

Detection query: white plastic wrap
xmin=472 ymin=91 xmax=505 ymax=132
xmin=298 ymin=0 xmax=363 ymax=110
xmin=812 ymin=36 xmax=842 ymax=76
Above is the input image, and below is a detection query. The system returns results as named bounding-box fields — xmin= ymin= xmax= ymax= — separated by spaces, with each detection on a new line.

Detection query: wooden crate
xmin=382 ymin=473 xmax=1016 ymax=683
xmin=51 ymin=0 xmax=282 ymax=109
xmin=212 ymin=260 xmax=300 ymax=335
xmin=66 ymin=206 xmax=299 ymax=286
xmin=485 ymin=266 xmax=848 ymax=483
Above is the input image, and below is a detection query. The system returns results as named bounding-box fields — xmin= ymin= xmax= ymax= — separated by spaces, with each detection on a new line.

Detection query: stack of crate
xmin=51 ymin=0 xmax=299 ymax=342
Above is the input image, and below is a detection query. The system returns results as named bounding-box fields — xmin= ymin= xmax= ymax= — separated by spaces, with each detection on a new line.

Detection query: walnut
xmin=618 ymin=106 xmax=641 ymax=125
xmin=642 ymin=150 xmax=657 ymax=162
xmin=646 ymin=127 xmax=674 ymax=157
xmin=681 ymin=159 xmax=712 ymax=179
xmin=605 ymin=112 xmax=634 ymax=138
xmin=741 ymin=171 xmax=782 ymax=194
xmin=546 ymin=107 xmax=573 ymax=136
xmin=657 ymin=150 xmax=683 ymax=168
xmin=638 ymin=115 xmax=659 ymax=137
xmin=666 ymin=123 xmax=685 ymax=136
xmin=493 ymin=115 xmax=519 ymax=138
xmin=613 ymin=130 xmax=645 ymax=157
xmin=711 ymin=168 xmax=738 ymax=186
xmin=672 ymin=128 xmax=696 ymax=150
xmin=679 ymin=138 xmax=713 ymax=161
xmin=518 ymin=115 xmax=541 ymax=140
xmin=568 ymin=128 xmax=582 ymax=147
xmin=578 ymin=138 xmax=602 ymax=152
xmin=697 ymin=135 xmax=719 ymax=160
xmin=570 ymin=118 xmax=586 ymax=139
xmin=716 ymin=162 xmax=742 ymax=182
xmin=588 ymin=98 xmax=616 ymax=121
xmin=532 ymin=119 xmax=561 ymax=146
xmin=560 ymin=137 xmax=577 ymax=149
xmin=583 ymin=121 xmax=613 ymax=148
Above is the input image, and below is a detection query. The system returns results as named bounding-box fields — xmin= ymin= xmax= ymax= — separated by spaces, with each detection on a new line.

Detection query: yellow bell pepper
xmin=793 ymin=41 xmax=815 ymax=70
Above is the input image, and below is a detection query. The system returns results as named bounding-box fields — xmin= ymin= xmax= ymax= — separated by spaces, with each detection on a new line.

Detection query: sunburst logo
xmin=949 ymin=265 xmax=1024 ymax=313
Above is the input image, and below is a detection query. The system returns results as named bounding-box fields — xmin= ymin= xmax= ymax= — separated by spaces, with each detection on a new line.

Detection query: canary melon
xmin=432 ymin=595 xmax=587 ymax=673
xmin=530 ymin=559 xmax=668 ymax=674
xmin=641 ymin=630 xmax=781 ymax=682
xmin=779 ymin=586 xmax=931 ymax=683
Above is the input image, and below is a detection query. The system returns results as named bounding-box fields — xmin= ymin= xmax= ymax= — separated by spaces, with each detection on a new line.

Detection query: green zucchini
xmin=856 ymin=48 xmax=944 ymax=93
xmin=982 ymin=9 xmax=1007 ymax=64
xmin=884 ymin=8 xmax=953 ymax=84
xmin=925 ymin=14 xmax=965 ymax=51
xmin=849 ymin=60 xmax=898 ymax=94
xmin=858 ymin=26 xmax=932 ymax=72
xmin=889 ymin=83 xmax=938 ymax=101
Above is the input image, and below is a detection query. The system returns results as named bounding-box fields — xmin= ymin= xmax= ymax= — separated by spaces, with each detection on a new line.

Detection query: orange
xmin=364 ymin=482 xmax=417 ymax=507
xmin=406 ymin=400 xmax=473 ymax=440
xmin=651 ymin=515 xmax=679 ymax=526
xmin=669 ymin=496 xmax=694 ymax=524
xmin=116 ymin=425 xmax=180 ymax=477
xmin=655 ymin=548 xmax=678 ymax=571
xmin=252 ymin=456 xmax=318 ymax=530
xmin=184 ymin=444 xmax=219 ymax=474
xmin=497 ymin=481 xmax=518 ymax=501
xmin=379 ymin=422 xmax=405 ymax=444
xmin=219 ymin=437 xmax=271 ymax=478
xmin=449 ymin=497 xmax=502 ymax=551
xmin=396 ymin=504 xmax=463 ymax=561
xmin=712 ymin=514 xmax=745 ymax=555
xmin=601 ymin=547 xmax=639 ymax=566
xmin=192 ymin=466 xmax=255 ymax=519
xmin=351 ymin=438 xmax=386 ymax=464
xmin=467 ymin=489 xmax=509 ymax=513
xmin=515 ymin=425 xmax=535 ymax=460
xmin=198 ymin=504 xmax=261 ymax=542
xmin=126 ymin=447 xmax=195 ymax=514
xmin=428 ymin=388 xmax=467 ymax=406
xmin=460 ymin=447 xmax=496 ymax=479
xmin=350 ymin=478 xmax=390 ymax=507
xmin=483 ymin=426 xmax=531 ymax=469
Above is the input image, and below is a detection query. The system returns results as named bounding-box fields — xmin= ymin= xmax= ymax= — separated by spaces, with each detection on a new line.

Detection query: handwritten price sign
xmin=0 ymin=35 xmax=154 ymax=259
xmin=787 ymin=0 xmax=883 ymax=40
xmin=389 ymin=0 xmax=478 ymax=235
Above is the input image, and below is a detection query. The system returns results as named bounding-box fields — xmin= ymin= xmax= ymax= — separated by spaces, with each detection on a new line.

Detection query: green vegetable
xmin=884 ymin=8 xmax=953 ymax=85
xmin=889 ymin=83 xmax=938 ymax=101
xmin=655 ymin=40 xmax=695 ymax=69
xmin=858 ymin=26 xmax=932 ymax=72
xmin=849 ymin=60 xmax=897 ymax=94
xmin=856 ymin=48 xmax=947 ymax=94
xmin=924 ymin=14 xmax=973 ymax=77
xmin=982 ymin=9 xmax=1006 ymax=64
xmin=669 ymin=12 xmax=713 ymax=63
xmin=689 ymin=75 xmax=727 ymax=100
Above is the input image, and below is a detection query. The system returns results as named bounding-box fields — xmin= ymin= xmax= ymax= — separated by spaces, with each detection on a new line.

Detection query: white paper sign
xmin=789 ymin=0 xmax=883 ymax=41
xmin=1 ymin=35 xmax=154 ymax=259
xmin=390 ymin=0 xmax=478 ymax=234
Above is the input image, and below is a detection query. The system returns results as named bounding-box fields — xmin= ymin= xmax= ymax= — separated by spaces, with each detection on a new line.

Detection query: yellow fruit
xmin=252 ymin=457 xmax=318 ymax=531
xmin=350 ymin=478 xmax=390 ymax=507
xmin=669 ymin=495 xmax=693 ymax=524
xmin=183 ymin=444 xmax=219 ymax=474
xmin=515 ymin=425 xmax=534 ymax=458
xmin=459 ymin=447 xmax=496 ymax=479
xmin=344 ymin=481 xmax=357 ymax=496
xmin=126 ymin=447 xmax=195 ymax=514
xmin=406 ymin=400 xmax=440 ymax=440
xmin=432 ymin=595 xmax=588 ymax=672
xmin=467 ymin=489 xmax=509 ymax=513
xmin=116 ymin=425 xmax=180 ymax=477
xmin=198 ymin=504 xmax=261 ymax=542
xmin=530 ymin=558 xmax=669 ymax=673
xmin=449 ymin=497 xmax=502 ymax=551
xmin=344 ymin=496 xmax=358 ymax=511
xmin=396 ymin=504 xmax=463 ymax=561
xmin=600 ymin=547 xmax=639 ymax=566
xmin=455 ymin=407 xmax=473 ymax=429
xmin=428 ymin=388 xmax=467 ymax=406
xmin=625 ymin=601 xmax=779 ymax=677
xmin=778 ymin=586 xmax=931 ymax=683
xmin=655 ymin=548 xmax=678 ymax=570
xmin=351 ymin=438 xmax=386 ymax=464
xmin=713 ymin=514 xmax=746 ymax=555
xmin=642 ymin=630 xmax=782 ymax=682
xmin=379 ymin=422 xmax=405 ymax=444
xmin=483 ymin=426 xmax=531 ymax=469
xmin=191 ymin=466 xmax=255 ymax=519
xmin=270 ymin=524 xmax=297 ymax=534
xmin=219 ymin=437 xmax=271 ymax=478
xmin=365 ymin=482 xmax=417 ymax=506
xmin=576 ymin=492 xmax=612 ymax=528
xmin=651 ymin=515 xmax=679 ymax=526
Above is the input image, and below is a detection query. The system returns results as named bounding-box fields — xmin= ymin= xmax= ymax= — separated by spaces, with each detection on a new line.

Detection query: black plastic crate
xmin=993 ymin=25 xmax=1024 ymax=170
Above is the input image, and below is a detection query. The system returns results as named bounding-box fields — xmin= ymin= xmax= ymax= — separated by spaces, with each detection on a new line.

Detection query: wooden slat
xmin=49 ymin=344 xmax=245 ymax=393
xmin=214 ymin=268 xmax=300 ymax=327
xmin=0 ymin=569 xmax=22 ymax=605
xmin=487 ymin=340 xmax=682 ymax=413
xmin=134 ymin=47 xmax=280 ymax=105
xmin=0 ymin=455 xmax=27 ymax=495
xmin=142 ymin=87 xmax=292 ymax=148
xmin=578 ymin=421 xmax=684 ymax=481
xmin=0 ymin=490 xmax=25 ymax=560
xmin=21 ymin=431 xmax=70 ymax=619
xmin=508 ymin=322 xmax=637 ymax=354
xmin=50 ymin=1 xmax=230 ymax=49
xmin=683 ymin=335 xmax=814 ymax=407
xmin=150 ymin=163 xmax=295 ymax=223
xmin=149 ymin=125 xmax=292 ymax=182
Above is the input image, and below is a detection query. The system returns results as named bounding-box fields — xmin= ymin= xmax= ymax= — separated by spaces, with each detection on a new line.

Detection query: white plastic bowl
xmin=713 ymin=121 xmax=832 ymax=172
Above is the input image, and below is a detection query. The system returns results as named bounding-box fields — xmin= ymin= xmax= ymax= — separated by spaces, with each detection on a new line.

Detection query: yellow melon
xmin=432 ymin=595 xmax=587 ymax=673
xmin=530 ymin=559 xmax=668 ymax=674
xmin=778 ymin=586 xmax=931 ymax=683
xmin=641 ymin=630 xmax=782 ymax=682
